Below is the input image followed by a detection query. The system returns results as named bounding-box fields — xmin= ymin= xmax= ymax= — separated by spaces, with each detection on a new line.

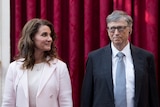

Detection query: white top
xmin=111 ymin=42 xmax=135 ymax=107
xmin=28 ymin=62 xmax=45 ymax=107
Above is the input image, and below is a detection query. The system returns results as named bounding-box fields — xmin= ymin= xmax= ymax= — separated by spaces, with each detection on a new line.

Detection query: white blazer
xmin=2 ymin=58 xmax=73 ymax=107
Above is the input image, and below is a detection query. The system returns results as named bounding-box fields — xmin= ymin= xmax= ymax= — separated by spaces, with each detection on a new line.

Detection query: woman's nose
xmin=47 ymin=35 xmax=52 ymax=41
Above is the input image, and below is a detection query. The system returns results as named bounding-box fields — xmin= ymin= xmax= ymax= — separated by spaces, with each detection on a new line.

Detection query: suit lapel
xmin=130 ymin=45 xmax=144 ymax=105
xmin=37 ymin=59 xmax=57 ymax=96
xmin=104 ymin=45 xmax=114 ymax=99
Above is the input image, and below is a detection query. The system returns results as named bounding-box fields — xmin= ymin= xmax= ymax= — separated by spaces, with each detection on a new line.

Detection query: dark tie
xmin=114 ymin=52 xmax=127 ymax=107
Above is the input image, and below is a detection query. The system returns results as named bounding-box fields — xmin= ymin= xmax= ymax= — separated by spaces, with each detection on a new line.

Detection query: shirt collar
xmin=111 ymin=42 xmax=131 ymax=58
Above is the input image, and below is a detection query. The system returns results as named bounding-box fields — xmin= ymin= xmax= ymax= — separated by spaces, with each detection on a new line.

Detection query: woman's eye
xmin=41 ymin=32 xmax=48 ymax=37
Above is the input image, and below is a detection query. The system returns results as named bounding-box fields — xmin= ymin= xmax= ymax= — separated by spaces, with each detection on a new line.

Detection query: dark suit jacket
xmin=81 ymin=44 xmax=159 ymax=107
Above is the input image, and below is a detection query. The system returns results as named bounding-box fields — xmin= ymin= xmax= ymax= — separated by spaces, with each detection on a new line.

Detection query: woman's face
xmin=33 ymin=25 xmax=53 ymax=53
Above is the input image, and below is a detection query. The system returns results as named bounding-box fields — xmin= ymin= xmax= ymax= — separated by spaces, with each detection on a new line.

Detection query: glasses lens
xmin=108 ymin=26 xmax=127 ymax=33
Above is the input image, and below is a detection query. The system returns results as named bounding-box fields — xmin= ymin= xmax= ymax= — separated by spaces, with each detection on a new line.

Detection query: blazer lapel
xmin=104 ymin=45 xmax=114 ymax=99
xmin=37 ymin=59 xmax=57 ymax=96
xmin=16 ymin=65 xmax=29 ymax=98
xmin=130 ymin=45 xmax=144 ymax=105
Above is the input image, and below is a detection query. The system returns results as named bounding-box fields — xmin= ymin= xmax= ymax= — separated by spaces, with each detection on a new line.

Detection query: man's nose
xmin=114 ymin=29 xmax=120 ymax=34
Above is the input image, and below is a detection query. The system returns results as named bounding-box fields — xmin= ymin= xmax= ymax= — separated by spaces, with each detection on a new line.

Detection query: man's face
xmin=107 ymin=20 xmax=132 ymax=48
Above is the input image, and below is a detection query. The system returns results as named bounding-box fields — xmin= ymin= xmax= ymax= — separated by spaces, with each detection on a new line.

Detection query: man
xmin=81 ymin=10 xmax=159 ymax=107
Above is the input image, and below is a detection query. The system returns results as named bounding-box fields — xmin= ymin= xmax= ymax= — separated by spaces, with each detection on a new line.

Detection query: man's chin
xmin=113 ymin=40 xmax=122 ymax=44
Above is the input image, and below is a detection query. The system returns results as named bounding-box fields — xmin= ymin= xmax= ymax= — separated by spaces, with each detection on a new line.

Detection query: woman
xmin=2 ymin=18 xmax=73 ymax=107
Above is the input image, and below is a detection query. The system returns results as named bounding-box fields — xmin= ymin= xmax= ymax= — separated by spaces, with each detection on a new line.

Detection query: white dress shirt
xmin=111 ymin=42 xmax=135 ymax=107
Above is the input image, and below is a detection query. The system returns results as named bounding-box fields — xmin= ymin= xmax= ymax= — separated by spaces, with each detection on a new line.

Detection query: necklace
xmin=33 ymin=62 xmax=45 ymax=72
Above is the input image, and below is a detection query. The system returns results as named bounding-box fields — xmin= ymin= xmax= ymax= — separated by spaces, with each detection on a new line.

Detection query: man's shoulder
xmin=131 ymin=44 xmax=154 ymax=56
xmin=88 ymin=45 xmax=110 ymax=56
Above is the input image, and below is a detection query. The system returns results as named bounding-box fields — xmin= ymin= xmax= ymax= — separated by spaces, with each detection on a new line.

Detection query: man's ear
xmin=129 ymin=28 xmax=132 ymax=35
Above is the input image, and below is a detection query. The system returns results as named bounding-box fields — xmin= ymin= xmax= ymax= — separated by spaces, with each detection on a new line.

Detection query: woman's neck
xmin=34 ymin=52 xmax=44 ymax=64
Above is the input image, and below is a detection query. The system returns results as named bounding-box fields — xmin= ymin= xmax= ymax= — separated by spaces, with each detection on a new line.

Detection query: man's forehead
xmin=107 ymin=21 xmax=128 ymax=26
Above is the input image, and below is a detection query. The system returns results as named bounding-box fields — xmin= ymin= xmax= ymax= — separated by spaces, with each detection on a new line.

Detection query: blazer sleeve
xmin=2 ymin=62 xmax=17 ymax=107
xmin=81 ymin=53 xmax=93 ymax=107
xmin=148 ymin=54 xmax=159 ymax=107
xmin=58 ymin=62 xmax=73 ymax=107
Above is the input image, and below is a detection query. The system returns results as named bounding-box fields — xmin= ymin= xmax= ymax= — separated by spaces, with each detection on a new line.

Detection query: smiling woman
xmin=1 ymin=18 xmax=73 ymax=107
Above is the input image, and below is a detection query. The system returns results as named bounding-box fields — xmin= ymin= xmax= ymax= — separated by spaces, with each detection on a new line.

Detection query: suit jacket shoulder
xmin=130 ymin=44 xmax=154 ymax=59
xmin=88 ymin=44 xmax=111 ymax=57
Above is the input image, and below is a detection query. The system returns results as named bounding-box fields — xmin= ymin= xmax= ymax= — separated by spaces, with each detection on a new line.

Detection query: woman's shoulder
xmin=50 ymin=58 xmax=67 ymax=66
xmin=9 ymin=58 xmax=24 ymax=67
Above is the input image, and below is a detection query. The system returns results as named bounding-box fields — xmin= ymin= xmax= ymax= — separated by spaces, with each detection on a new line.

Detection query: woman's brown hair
xmin=14 ymin=18 xmax=57 ymax=69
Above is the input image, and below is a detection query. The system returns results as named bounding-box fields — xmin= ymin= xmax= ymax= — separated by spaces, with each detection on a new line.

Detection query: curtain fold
xmin=68 ymin=0 xmax=85 ymax=106
xmin=10 ymin=0 xmax=160 ymax=107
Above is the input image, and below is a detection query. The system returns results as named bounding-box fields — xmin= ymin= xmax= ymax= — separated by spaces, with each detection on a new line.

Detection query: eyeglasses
xmin=107 ymin=26 xmax=128 ymax=33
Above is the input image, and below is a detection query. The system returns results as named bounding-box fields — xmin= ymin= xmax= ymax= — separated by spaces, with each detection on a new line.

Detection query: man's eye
xmin=111 ymin=27 xmax=116 ymax=30
xmin=117 ymin=26 xmax=122 ymax=30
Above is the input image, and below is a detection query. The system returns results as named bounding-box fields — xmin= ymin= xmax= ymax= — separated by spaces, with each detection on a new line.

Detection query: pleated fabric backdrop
xmin=10 ymin=0 xmax=160 ymax=106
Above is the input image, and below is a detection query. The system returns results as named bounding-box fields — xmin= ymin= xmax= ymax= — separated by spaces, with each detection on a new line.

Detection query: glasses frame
xmin=107 ymin=26 xmax=128 ymax=33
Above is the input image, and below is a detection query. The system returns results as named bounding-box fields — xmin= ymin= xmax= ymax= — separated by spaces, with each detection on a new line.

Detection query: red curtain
xmin=10 ymin=0 xmax=160 ymax=107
